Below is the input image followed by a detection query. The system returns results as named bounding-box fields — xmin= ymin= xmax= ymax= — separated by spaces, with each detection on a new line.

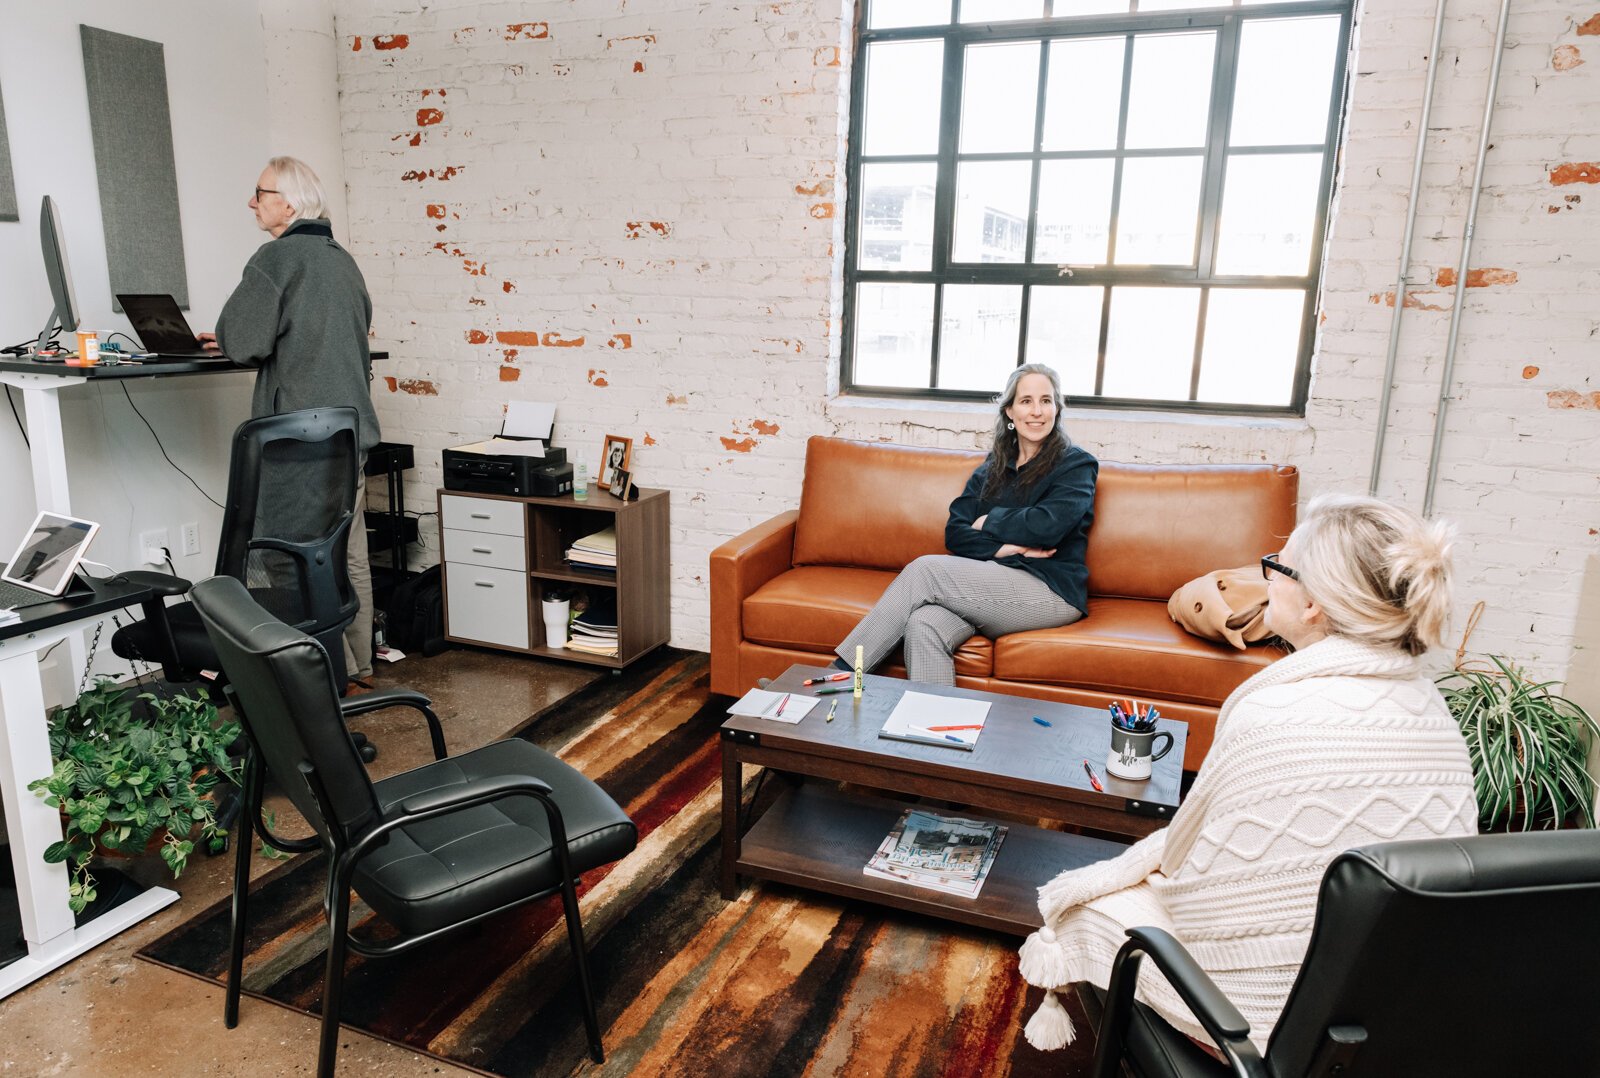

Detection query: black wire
xmin=118 ymin=382 xmax=225 ymax=509
xmin=4 ymin=385 xmax=28 ymax=449
xmin=106 ymin=331 xmax=143 ymax=349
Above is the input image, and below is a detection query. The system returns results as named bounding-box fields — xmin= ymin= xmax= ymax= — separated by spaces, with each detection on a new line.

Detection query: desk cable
xmin=116 ymin=382 xmax=224 ymax=509
xmin=4 ymin=384 xmax=27 ymax=448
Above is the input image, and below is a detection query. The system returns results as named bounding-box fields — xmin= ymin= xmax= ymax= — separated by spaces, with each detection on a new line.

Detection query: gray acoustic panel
xmin=80 ymin=25 xmax=188 ymax=310
xmin=0 ymin=80 xmax=17 ymax=222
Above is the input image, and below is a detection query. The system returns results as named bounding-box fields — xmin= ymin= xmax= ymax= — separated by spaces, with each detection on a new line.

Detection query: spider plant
xmin=1437 ymin=656 xmax=1600 ymax=832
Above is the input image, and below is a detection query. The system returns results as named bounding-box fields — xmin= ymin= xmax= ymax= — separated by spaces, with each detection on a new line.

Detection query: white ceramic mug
xmin=1106 ymin=726 xmax=1175 ymax=781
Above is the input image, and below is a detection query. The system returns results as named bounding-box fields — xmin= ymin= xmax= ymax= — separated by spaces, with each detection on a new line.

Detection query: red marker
xmin=803 ymin=672 xmax=851 ymax=686
xmin=775 ymin=693 xmax=790 ymax=717
xmin=1082 ymin=759 xmax=1104 ymax=792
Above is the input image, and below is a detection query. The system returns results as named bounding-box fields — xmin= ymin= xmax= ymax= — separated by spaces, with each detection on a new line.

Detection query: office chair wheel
xmin=351 ymin=731 xmax=378 ymax=763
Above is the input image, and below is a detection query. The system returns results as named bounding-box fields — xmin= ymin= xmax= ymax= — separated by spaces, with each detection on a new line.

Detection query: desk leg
xmin=720 ymin=741 xmax=741 ymax=900
xmin=15 ymin=382 xmax=89 ymax=694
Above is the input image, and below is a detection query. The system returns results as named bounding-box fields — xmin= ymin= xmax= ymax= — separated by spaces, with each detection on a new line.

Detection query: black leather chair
xmin=189 ymin=574 xmax=637 ymax=1078
xmin=1089 ymin=830 xmax=1600 ymax=1077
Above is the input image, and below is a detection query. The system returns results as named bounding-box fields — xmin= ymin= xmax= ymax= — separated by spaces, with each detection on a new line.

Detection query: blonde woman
xmin=1018 ymin=494 xmax=1479 ymax=1054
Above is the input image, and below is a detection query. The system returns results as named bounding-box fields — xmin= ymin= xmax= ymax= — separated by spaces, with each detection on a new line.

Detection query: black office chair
xmin=189 ymin=574 xmax=637 ymax=1078
xmin=1089 ymin=830 xmax=1600 ymax=1077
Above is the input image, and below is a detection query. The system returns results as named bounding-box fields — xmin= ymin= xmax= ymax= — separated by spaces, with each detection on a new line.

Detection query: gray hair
xmin=266 ymin=156 xmax=328 ymax=223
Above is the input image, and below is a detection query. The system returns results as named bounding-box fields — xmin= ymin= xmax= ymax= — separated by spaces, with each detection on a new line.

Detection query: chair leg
xmin=558 ymin=874 xmax=605 ymax=1063
xmin=318 ymin=887 xmax=353 ymax=1078
xmin=225 ymin=752 xmax=261 ymax=1028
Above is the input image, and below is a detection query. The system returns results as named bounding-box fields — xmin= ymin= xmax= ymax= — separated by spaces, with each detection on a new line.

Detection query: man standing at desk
xmin=201 ymin=156 xmax=380 ymax=688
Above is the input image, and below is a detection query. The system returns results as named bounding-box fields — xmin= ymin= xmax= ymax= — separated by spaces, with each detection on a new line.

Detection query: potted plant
xmin=27 ymin=679 xmax=242 ymax=914
xmin=1437 ymin=655 xmax=1600 ymax=832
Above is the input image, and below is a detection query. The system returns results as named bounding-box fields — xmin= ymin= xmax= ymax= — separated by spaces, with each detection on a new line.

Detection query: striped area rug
xmin=137 ymin=648 xmax=1095 ymax=1076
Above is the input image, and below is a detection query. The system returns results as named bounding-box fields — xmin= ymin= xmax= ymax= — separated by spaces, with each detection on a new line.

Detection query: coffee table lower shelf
xmin=732 ymin=781 xmax=1127 ymax=937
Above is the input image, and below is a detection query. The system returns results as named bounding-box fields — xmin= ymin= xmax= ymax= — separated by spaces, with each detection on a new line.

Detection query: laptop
xmin=117 ymin=293 xmax=223 ymax=359
xmin=0 ymin=511 xmax=100 ymax=611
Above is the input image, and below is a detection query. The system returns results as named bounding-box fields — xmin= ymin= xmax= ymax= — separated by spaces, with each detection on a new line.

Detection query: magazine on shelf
xmin=863 ymin=808 xmax=1007 ymax=899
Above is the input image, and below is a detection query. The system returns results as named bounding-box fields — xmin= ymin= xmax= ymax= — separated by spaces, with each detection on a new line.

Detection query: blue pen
xmin=1032 ymin=716 xmax=1052 ymax=727
xmin=944 ymin=733 xmax=965 ymax=743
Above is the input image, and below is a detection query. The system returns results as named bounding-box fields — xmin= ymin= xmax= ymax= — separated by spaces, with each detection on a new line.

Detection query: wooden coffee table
xmin=720 ymin=665 xmax=1186 ymax=936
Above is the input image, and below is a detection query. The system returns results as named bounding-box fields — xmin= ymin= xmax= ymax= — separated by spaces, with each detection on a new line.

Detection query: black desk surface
xmin=0 ymin=351 xmax=389 ymax=381
xmin=0 ymin=576 xmax=155 ymax=642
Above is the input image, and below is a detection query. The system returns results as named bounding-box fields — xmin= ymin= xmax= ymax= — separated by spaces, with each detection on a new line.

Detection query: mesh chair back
xmin=190 ymin=575 xmax=381 ymax=846
xmin=1268 ymin=830 xmax=1600 ymax=1076
xmin=216 ymin=408 xmax=359 ymax=637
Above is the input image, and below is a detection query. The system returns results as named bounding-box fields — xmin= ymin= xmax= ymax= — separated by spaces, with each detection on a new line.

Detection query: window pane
xmin=1124 ymin=32 xmax=1215 ymax=149
xmin=1054 ymin=0 xmax=1132 ymax=14
xmin=953 ymin=161 xmax=1032 ymax=263
xmin=959 ymin=0 xmax=1046 ymax=21
xmin=1138 ymin=0 xmax=1230 ymax=11
xmin=1042 ymin=37 xmax=1124 ymax=151
xmin=1115 ymin=156 xmax=1202 ymax=264
xmin=854 ymin=283 xmax=936 ymax=387
xmin=869 ymin=0 xmax=953 ymax=28
xmin=960 ymin=41 xmax=1041 ymax=153
xmin=1230 ymin=17 xmax=1340 ymax=146
xmin=858 ymin=163 xmax=939 ymax=271
xmin=1101 ymin=287 xmax=1200 ymax=400
xmin=1197 ymin=289 xmax=1304 ymax=406
xmin=938 ymin=284 xmax=1023 ymax=391
xmin=863 ymin=41 xmax=946 ymax=156
xmin=1214 ymin=153 xmax=1322 ymax=275
xmin=1026 ymin=286 xmax=1104 ymax=395
xmin=1035 ymin=159 xmax=1115 ymax=263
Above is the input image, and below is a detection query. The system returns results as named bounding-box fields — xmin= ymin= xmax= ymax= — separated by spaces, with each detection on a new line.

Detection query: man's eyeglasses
xmin=1261 ymin=553 xmax=1300 ymax=582
xmin=253 ymin=186 xmax=280 ymax=201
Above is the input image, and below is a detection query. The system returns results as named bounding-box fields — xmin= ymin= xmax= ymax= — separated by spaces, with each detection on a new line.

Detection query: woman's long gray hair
xmin=980 ymin=363 xmax=1070 ymax=501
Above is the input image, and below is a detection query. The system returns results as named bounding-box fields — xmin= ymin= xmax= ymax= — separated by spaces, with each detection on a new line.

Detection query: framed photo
xmin=613 ymin=466 xmax=639 ymax=501
xmin=598 ymin=435 xmax=633 ymax=492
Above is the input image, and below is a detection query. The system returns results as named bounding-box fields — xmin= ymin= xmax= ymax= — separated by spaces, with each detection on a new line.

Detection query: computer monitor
xmin=35 ymin=195 xmax=79 ymax=356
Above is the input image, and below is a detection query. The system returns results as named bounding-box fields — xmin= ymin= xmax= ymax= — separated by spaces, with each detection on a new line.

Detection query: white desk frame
xmin=0 ymin=612 xmax=179 ymax=999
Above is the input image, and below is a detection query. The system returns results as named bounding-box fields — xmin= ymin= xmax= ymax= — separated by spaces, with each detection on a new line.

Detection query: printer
xmin=443 ymin=401 xmax=574 ymax=497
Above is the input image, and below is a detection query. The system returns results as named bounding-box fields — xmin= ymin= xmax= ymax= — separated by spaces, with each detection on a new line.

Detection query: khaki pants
xmin=342 ymin=469 xmax=374 ymax=680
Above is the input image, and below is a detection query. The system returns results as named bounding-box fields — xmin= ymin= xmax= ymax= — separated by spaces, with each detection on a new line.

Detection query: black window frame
xmin=840 ymin=0 xmax=1354 ymax=416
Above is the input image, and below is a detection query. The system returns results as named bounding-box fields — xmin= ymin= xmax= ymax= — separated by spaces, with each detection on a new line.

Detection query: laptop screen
xmin=117 ymin=293 xmax=204 ymax=353
xmin=2 ymin=512 xmax=100 ymax=596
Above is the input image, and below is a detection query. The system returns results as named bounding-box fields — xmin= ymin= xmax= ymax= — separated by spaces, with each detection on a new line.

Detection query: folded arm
xmin=980 ymin=454 xmax=1096 ymax=550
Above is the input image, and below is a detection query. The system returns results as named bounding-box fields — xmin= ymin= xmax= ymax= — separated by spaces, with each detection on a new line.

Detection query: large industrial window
xmin=841 ymin=0 xmax=1352 ymax=414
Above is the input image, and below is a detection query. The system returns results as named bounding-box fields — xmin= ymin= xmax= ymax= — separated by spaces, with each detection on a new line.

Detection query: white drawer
xmin=441 ymin=495 xmax=525 ymax=537
xmin=443 ymin=527 xmax=527 ymax=572
xmin=444 ymin=564 xmax=530 ymax=649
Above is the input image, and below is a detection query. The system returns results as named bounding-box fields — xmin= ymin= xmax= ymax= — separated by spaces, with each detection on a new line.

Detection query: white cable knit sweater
xmin=1017 ymin=635 xmax=1479 ymax=1053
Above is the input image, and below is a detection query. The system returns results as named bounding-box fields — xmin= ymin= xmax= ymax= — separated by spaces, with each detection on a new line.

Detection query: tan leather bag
xmin=1167 ymin=566 xmax=1273 ymax=650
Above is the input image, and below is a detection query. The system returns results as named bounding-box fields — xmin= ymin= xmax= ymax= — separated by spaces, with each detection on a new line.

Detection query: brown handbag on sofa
xmin=1167 ymin=566 xmax=1273 ymax=651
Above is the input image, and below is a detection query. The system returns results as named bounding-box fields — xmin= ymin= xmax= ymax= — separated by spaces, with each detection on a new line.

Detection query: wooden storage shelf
xmin=439 ymin=486 xmax=669 ymax=669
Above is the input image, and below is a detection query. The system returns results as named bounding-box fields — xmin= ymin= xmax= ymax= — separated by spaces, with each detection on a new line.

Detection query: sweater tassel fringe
xmin=1018 ymin=924 xmax=1072 ymax=988
xmin=1024 ymin=988 xmax=1077 ymax=1051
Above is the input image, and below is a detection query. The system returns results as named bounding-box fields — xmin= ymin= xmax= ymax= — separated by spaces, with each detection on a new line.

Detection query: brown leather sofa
xmin=710 ymin=436 xmax=1299 ymax=770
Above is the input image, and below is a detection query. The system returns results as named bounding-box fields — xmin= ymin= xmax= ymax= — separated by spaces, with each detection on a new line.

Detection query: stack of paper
xmin=566 ymin=594 xmax=619 ymax=657
xmin=565 ymin=526 xmax=617 ymax=573
xmin=864 ymin=809 xmax=1007 ymax=898
xmin=877 ymin=691 xmax=991 ymax=751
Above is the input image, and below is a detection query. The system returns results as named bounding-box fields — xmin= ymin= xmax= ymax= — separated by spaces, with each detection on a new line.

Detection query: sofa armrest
xmin=710 ymin=510 xmax=798 ymax=696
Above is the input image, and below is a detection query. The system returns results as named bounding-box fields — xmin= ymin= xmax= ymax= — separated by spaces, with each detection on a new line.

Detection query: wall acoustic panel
xmin=0 ymin=80 xmax=17 ymax=222
xmin=79 ymin=25 xmax=188 ymax=309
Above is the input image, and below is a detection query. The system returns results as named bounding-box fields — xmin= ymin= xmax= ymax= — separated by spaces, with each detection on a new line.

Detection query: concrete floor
xmin=0 ymin=647 xmax=602 ymax=1077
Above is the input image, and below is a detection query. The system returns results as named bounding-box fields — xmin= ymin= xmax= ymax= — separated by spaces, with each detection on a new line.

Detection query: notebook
xmin=116 ymin=292 xmax=223 ymax=359
xmin=0 ymin=511 xmax=100 ymax=611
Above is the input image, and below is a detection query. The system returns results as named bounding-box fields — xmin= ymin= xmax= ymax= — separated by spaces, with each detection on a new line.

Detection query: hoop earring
xmin=1006 ymin=421 xmax=1015 ymax=431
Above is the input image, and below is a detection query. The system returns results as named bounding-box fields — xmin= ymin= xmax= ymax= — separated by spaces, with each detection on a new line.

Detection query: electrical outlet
xmin=181 ymin=521 xmax=201 ymax=557
xmin=139 ymin=528 xmax=170 ymax=565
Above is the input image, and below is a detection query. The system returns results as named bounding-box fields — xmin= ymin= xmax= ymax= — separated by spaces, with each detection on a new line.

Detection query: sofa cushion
xmin=743 ymin=565 xmax=993 ymax=677
xmin=793 ymin=437 xmax=979 ymax=571
xmin=993 ymin=597 xmax=1278 ymax=707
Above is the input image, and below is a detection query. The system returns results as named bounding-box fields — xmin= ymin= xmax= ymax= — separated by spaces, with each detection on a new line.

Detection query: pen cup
xmin=1106 ymin=725 xmax=1174 ymax=781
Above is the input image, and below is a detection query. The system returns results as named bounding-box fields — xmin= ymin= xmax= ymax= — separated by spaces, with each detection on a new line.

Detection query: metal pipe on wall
xmin=1369 ymin=0 xmax=1450 ymax=497
xmin=1423 ymin=0 xmax=1514 ymax=519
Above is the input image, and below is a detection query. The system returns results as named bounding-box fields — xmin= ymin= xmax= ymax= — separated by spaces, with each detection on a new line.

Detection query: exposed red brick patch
xmin=643 ymin=433 xmax=657 ymax=446
xmin=1568 ymin=194 xmax=1583 ymax=203
xmin=1370 ymin=291 xmax=1448 ymax=311
xmin=1580 ymin=13 xmax=1600 ymax=34
xmin=1554 ymin=44 xmax=1585 ymax=70
xmin=417 ymin=108 xmax=444 ymax=126
xmin=426 ymin=204 xmax=447 ymax=218
xmin=795 ymin=180 xmax=832 ymax=197
xmin=814 ymin=46 xmax=841 ymax=66
xmin=420 ymin=88 xmax=448 ymax=98
xmin=624 ymin=221 xmax=671 ymax=239
xmin=467 ymin=329 xmax=489 ymax=344
xmin=506 ymin=22 xmax=549 ymax=39
xmin=502 ymin=280 xmax=516 ymax=293
xmin=401 ymin=166 xmax=463 ymax=183
xmin=407 ymin=133 xmax=422 ymax=147
xmin=721 ymin=436 xmax=758 ymax=453
xmin=373 ymin=34 xmax=409 ymax=50
xmin=545 ymin=333 xmax=585 ymax=348
xmin=502 ymin=349 xmax=519 ymax=362
xmin=382 ymin=375 xmax=396 ymax=392
xmin=666 ymin=393 xmax=687 ymax=406
xmin=1551 ymin=162 xmax=1600 ymax=185
xmin=351 ymin=36 xmax=362 ymax=51
xmin=750 ymin=419 xmax=780 ymax=436
xmin=587 ymin=369 xmax=609 ymax=386
xmin=1592 ymin=528 xmax=1599 ymax=536
xmin=397 ymin=378 xmax=438 ymax=396
xmin=496 ymin=331 xmax=541 ymax=346
xmin=607 ymin=334 xmax=633 ymax=349
xmin=499 ymin=366 xmax=521 ymax=381
xmin=633 ymin=61 xmax=645 ymax=73
xmin=1435 ymin=267 xmax=1518 ymax=287
xmin=1523 ymin=365 xmax=1541 ymax=379
xmin=1547 ymin=389 xmax=1600 ymax=409
xmin=809 ymin=203 xmax=835 ymax=219
xmin=606 ymin=33 xmax=657 ymax=49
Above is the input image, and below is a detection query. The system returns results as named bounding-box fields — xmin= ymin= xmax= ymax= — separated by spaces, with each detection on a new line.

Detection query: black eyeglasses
xmin=253 ymin=186 xmax=280 ymax=200
xmin=1261 ymin=553 xmax=1300 ymax=582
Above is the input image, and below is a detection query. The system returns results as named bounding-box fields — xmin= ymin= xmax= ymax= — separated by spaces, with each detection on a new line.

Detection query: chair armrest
xmin=120 ymin=570 xmax=193 ymax=597
xmin=396 ymin=773 xmax=553 ymax=817
xmin=340 ymin=687 xmax=447 ymax=760
xmin=1092 ymin=927 xmax=1267 ymax=1078
xmin=709 ymin=510 xmax=798 ymax=695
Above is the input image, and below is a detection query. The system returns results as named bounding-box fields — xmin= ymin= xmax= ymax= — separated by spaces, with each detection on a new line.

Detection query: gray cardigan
xmin=216 ymin=219 xmax=380 ymax=452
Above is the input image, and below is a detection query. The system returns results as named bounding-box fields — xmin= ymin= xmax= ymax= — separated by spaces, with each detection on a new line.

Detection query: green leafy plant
xmin=1437 ymin=656 xmax=1600 ymax=832
xmin=27 ymin=679 xmax=242 ymax=913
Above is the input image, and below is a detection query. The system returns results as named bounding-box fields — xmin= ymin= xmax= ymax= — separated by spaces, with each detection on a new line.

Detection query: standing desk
xmin=0 ymin=576 xmax=166 ymax=999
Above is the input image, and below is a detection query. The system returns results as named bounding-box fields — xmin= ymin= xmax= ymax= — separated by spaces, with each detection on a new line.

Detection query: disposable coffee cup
xmin=1106 ymin=726 xmax=1174 ymax=781
xmin=541 ymin=598 xmax=570 ymax=648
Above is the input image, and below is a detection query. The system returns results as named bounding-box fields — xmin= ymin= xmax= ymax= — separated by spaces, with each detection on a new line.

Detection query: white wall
xmin=0 ymin=1 xmax=340 ymax=701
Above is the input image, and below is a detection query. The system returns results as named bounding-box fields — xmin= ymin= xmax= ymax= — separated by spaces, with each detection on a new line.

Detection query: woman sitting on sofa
xmin=1016 ymin=494 xmax=1479 ymax=1054
xmin=833 ymin=362 xmax=1098 ymax=686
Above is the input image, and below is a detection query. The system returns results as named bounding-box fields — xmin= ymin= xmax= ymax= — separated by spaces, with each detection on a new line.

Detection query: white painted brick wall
xmin=326 ymin=0 xmax=1600 ymax=699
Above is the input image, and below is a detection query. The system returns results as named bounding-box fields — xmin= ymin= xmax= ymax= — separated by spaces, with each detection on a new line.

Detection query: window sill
xmin=827 ymin=392 xmax=1311 ymax=435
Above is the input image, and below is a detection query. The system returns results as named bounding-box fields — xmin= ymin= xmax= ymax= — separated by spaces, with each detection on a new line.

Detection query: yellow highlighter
xmin=853 ymin=644 xmax=864 ymax=699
